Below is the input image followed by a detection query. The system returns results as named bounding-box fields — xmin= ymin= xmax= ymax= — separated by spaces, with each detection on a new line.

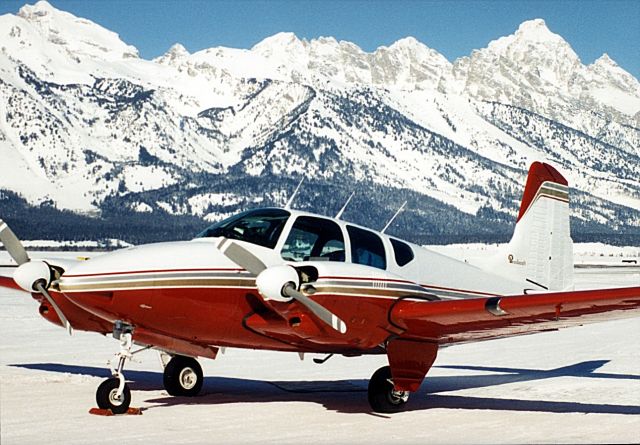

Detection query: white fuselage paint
xmin=59 ymin=209 xmax=528 ymax=300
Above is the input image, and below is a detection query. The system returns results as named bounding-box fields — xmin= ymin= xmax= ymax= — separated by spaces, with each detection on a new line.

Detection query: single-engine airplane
xmin=1 ymin=161 xmax=639 ymax=414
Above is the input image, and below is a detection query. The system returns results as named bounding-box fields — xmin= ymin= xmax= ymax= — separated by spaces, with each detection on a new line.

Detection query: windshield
xmin=196 ymin=208 xmax=290 ymax=249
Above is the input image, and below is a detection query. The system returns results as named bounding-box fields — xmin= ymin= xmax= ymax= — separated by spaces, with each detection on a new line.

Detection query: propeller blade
xmin=218 ymin=238 xmax=267 ymax=275
xmin=0 ymin=219 xmax=30 ymax=265
xmin=218 ymin=241 xmax=346 ymax=333
xmin=34 ymin=281 xmax=73 ymax=336
xmin=283 ymin=283 xmax=347 ymax=334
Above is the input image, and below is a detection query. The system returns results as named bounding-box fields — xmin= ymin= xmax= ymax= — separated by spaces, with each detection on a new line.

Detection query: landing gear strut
xmin=163 ymin=355 xmax=204 ymax=397
xmin=367 ymin=366 xmax=410 ymax=413
xmin=96 ymin=321 xmax=136 ymax=414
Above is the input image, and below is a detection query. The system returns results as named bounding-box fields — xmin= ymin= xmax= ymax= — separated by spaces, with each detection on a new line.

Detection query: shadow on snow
xmin=11 ymin=359 xmax=640 ymax=416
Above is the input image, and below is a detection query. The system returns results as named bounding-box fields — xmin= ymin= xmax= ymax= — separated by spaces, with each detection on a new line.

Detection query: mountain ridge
xmin=0 ymin=1 xmax=638 ymax=244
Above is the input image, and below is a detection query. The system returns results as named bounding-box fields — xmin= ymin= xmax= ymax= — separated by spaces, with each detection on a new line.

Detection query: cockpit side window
xmin=196 ymin=209 xmax=290 ymax=249
xmin=281 ymin=216 xmax=345 ymax=262
xmin=390 ymin=238 xmax=414 ymax=266
xmin=347 ymin=225 xmax=386 ymax=270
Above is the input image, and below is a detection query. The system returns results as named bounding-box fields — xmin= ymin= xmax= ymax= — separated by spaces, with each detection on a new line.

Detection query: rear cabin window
xmin=347 ymin=225 xmax=386 ymax=270
xmin=390 ymin=238 xmax=414 ymax=266
xmin=281 ymin=216 xmax=345 ymax=262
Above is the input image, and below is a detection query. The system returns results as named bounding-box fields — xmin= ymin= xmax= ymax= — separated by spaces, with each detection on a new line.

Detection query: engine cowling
xmin=13 ymin=260 xmax=52 ymax=292
xmin=255 ymin=265 xmax=299 ymax=302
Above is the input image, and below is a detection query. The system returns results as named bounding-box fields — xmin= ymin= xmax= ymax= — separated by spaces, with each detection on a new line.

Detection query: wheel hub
xmin=388 ymin=389 xmax=409 ymax=405
xmin=108 ymin=388 xmax=124 ymax=406
xmin=179 ymin=367 xmax=197 ymax=390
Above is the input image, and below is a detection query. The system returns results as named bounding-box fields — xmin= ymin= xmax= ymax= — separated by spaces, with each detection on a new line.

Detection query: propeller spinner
xmin=0 ymin=218 xmax=73 ymax=334
xmin=217 ymin=238 xmax=347 ymax=334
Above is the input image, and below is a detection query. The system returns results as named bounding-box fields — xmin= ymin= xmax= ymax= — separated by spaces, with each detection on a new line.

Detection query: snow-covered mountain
xmin=0 ymin=1 xmax=638 ymax=243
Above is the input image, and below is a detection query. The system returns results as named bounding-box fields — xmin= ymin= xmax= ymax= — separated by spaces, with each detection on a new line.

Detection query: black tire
xmin=163 ymin=355 xmax=204 ymax=397
xmin=367 ymin=366 xmax=409 ymax=413
xmin=96 ymin=377 xmax=131 ymax=414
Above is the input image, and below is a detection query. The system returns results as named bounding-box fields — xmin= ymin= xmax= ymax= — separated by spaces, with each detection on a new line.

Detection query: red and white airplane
xmin=1 ymin=161 xmax=639 ymax=414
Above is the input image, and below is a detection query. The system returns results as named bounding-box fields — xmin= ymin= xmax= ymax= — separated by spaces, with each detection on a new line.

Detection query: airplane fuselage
xmin=48 ymin=208 xmax=528 ymax=356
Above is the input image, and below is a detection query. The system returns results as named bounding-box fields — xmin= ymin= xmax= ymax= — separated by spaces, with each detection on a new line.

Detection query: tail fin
xmin=493 ymin=162 xmax=574 ymax=291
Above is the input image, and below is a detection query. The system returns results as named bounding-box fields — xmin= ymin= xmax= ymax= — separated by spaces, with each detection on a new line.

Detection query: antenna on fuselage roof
xmin=335 ymin=191 xmax=355 ymax=220
xmin=381 ymin=200 xmax=407 ymax=234
xmin=284 ymin=177 xmax=304 ymax=210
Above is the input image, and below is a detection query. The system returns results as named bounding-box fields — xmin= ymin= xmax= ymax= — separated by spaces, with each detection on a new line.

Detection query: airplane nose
xmin=56 ymin=239 xmax=259 ymax=323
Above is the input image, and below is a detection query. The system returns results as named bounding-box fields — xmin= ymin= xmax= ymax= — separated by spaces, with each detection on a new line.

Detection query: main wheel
xmin=163 ymin=355 xmax=204 ymax=397
xmin=367 ymin=366 xmax=409 ymax=413
xmin=96 ymin=377 xmax=131 ymax=414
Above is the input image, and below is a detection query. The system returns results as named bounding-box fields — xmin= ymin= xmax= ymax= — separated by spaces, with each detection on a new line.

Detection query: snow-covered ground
xmin=0 ymin=248 xmax=639 ymax=444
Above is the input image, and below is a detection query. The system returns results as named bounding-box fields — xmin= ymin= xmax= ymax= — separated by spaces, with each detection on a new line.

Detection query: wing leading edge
xmin=389 ymin=287 xmax=640 ymax=344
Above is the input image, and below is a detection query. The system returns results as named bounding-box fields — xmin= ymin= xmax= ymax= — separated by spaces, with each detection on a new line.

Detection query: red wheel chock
xmin=89 ymin=407 xmax=143 ymax=416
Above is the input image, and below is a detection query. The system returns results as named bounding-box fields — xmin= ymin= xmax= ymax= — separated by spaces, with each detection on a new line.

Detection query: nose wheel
xmin=163 ymin=355 xmax=204 ymax=396
xmin=96 ymin=377 xmax=131 ymax=414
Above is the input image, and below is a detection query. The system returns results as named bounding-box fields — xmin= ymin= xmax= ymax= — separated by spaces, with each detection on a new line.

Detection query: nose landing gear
xmin=95 ymin=321 xmax=146 ymax=414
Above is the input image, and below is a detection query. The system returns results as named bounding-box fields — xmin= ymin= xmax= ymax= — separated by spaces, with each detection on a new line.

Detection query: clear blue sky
xmin=1 ymin=0 xmax=639 ymax=77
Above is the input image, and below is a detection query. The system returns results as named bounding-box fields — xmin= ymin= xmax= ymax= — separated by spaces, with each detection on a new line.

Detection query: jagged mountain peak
xmin=17 ymin=0 xmax=54 ymax=16
xmin=594 ymin=53 xmax=616 ymax=67
xmin=514 ymin=18 xmax=557 ymax=41
xmin=384 ymin=36 xmax=451 ymax=66
xmin=584 ymin=52 xmax=640 ymax=112
xmin=588 ymin=52 xmax=640 ymax=86
xmin=13 ymin=0 xmax=139 ymax=61
xmin=451 ymin=17 xmax=585 ymax=108
xmin=154 ymin=42 xmax=190 ymax=65
xmin=485 ymin=18 xmax=579 ymax=62
xmin=387 ymin=36 xmax=428 ymax=52
xmin=252 ymin=32 xmax=306 ymax=53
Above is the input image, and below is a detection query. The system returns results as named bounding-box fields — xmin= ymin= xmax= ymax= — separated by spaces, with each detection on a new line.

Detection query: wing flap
xmin=390 ymin=287 xmax=640 ymax=344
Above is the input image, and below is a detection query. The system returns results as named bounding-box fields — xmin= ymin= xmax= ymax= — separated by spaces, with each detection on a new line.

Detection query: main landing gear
xmin=367 ymin=366 xmax=410 ymax=413
xmin=162 ymin=355 xmax=204 ymax=397
xmin=95 ymin=322 xmax=206 ymax=413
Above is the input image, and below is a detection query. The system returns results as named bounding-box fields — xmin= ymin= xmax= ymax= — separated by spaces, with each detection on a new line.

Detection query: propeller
xmin=0 ymin=218 xmax=73 ymax=335
xmin=0 ymin=219 xmax=29 ymax=266
xmin=217 ymin=238 xmax=347 ymax=334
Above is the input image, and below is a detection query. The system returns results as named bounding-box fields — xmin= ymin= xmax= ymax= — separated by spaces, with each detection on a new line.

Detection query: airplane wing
xmin=0 ymin=256 xmax=89 ymax=292
xmin=0 ymin=270 xmax=21 ymax=290
xmin=389 ymin=286 xmax=640 ymax=344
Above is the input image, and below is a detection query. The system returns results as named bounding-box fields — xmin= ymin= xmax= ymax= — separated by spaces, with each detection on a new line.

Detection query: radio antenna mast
xmin=284 ymin=178 xmax=304 ymax=210
xmin=381 ymin=201 xmax=407 ymax=234
xmin=335 ymin=191 xmax=355 ymax=219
